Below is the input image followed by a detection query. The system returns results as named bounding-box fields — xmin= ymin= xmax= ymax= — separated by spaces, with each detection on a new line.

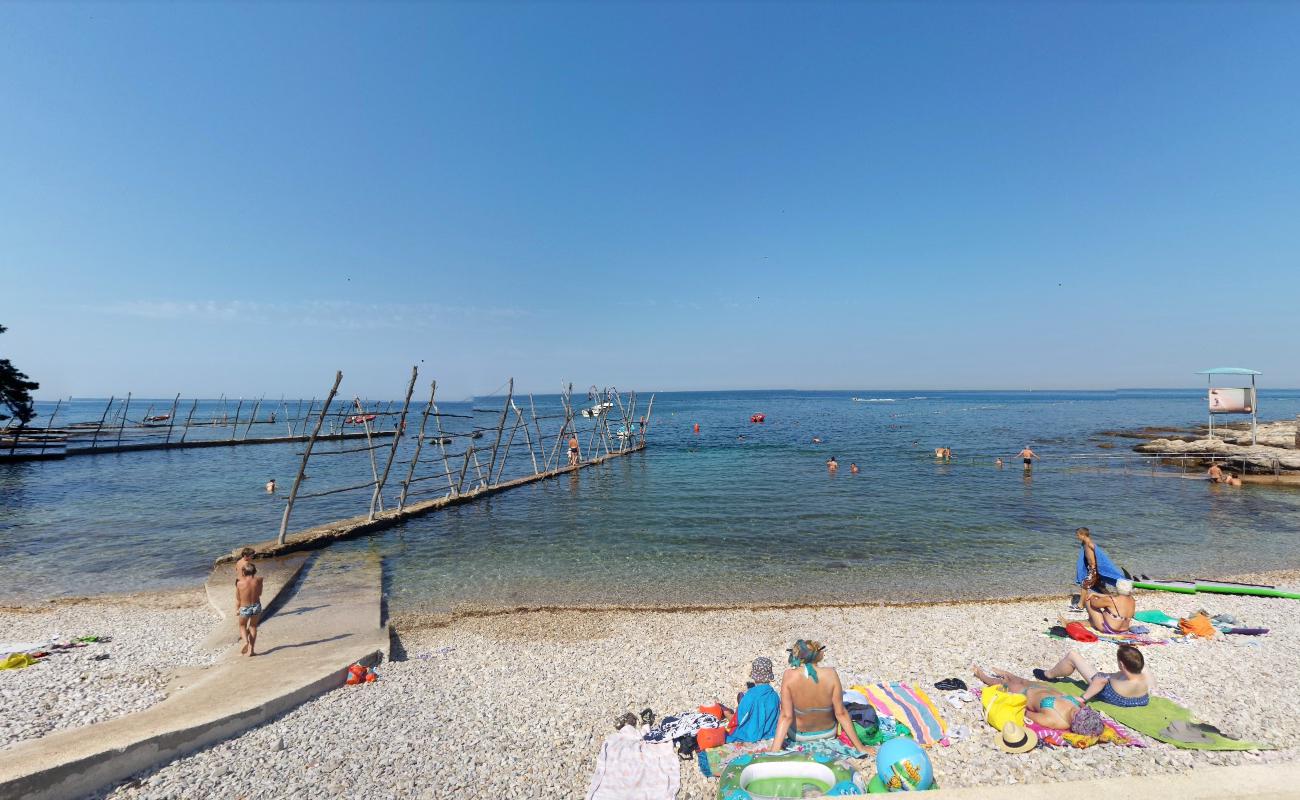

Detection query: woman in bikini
xmin=770 ymin=640 xmax=868 ymax=752
xmin=1086 ymin=578 xmax=1136 ymax=633
xmin=1037 ymin=645 xmax=1153 ymax=707
xmin=972 ymin=666 xmax=1104 ymax=735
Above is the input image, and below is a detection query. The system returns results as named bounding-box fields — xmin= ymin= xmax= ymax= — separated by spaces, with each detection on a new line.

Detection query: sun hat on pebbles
xmin=996 ymin=721 xmax=1038 ymax=754
xmin=749 ymin=657 xmax=775 ymax=684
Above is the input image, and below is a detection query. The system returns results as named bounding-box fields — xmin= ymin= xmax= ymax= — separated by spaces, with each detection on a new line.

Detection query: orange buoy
xmin=365 ymin=672 xmax=378 ymax=683
xmin=693 ymin=423 xmax=700 ymax=434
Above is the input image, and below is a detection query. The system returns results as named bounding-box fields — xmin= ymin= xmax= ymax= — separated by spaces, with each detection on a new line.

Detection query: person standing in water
xmin=1077 ymin=527 xmax=1102 ymax=609
xmin=265 ymin=478 xmax=276 ymax=493
xmin=849 ymin=462 xmax=859 ymax=474
xmin=568 ymin=434 xmax=580 ymax=466
xmin=1018 ymin=445 xmax=1037 ymax=470
xmin=826 ymin=456 xmax=838 ymax=472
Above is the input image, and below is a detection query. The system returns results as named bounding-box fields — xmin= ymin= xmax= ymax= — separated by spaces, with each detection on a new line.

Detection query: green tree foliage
xmin=0 ymin=324 xmax=40 ymax=425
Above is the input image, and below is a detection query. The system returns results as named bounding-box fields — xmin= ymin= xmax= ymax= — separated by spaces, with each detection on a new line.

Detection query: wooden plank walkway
xmin=0 ymin=431 xmax=394 ymax=461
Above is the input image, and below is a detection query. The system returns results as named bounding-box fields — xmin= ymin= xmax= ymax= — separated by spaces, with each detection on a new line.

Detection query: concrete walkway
xmin=924 ymin=762 xmax=1300 ymax=799
xmin=0 ymin=551 xmax=387 ymax=800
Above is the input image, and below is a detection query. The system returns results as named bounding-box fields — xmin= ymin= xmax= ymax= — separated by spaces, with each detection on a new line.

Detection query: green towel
xmin=1134 ymin=610 xmax=1181 ymax=628
xmin=1052 ymin=680 xmax=1271 ymax=751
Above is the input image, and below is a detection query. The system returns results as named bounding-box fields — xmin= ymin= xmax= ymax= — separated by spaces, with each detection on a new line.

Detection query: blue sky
xmin=2 ymin=2 xmax=1297 ymax=398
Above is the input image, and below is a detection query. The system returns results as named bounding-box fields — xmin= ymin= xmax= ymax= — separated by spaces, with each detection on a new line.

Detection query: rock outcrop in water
xmin=1132 ymin=419 xmax=1300 ymax=474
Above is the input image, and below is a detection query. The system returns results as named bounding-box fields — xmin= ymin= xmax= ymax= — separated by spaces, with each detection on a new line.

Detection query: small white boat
xmin=852 ymin=397 xmax=895 ymax=403
xmin=580 ymin=402 xmax=614 ymax=418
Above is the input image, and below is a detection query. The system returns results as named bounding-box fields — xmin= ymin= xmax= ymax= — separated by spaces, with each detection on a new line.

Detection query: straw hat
xmin=996 ymin=721 xmax=1038 ymax=754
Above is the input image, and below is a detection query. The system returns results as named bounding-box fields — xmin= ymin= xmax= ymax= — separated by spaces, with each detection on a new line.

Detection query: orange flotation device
xmin=750 ymin=413 xmax=765 ymax=423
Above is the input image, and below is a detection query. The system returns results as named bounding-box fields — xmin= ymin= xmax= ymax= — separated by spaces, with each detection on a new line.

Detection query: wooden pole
xmin=640 ymin=394 xmax=655 ymax=445
xmin=229 ymin=397 xmax=243 ymax=441
xmin=115 ymin=392 xmax=132 ymax=448
xmin=485 ymin=378 xmax=513 ymax=486
xmin=431 ymin=394 xmax=457 ymax=497
xmin=494 ymin=411 xmax=521 ymax=484
xmin=355 ymin=397 xmax=383 ymax=511
xmin=279 ymin=371 xmax=343 ymax=545
xmin=514 ymin=401 xmax=540 ymax=475
xmin=38 ymin=399 xmax=62 ymax=457
xmin=400 ymin=380 xmax=437 ymax=510
xmin=163 ymin=394 xmax=181 ymax=444
xmin=89 ymin=396 xmax=114 ymax=450
xmin=243 ymin=396 xmax=263 ymax=440
xmin=528 ymin=394 xmax=544 ymax=469
xmin=371 ymin=366 xmax=418 ymax=520
xmin=457 ymin=442 xmax=474 ymax=494
xmin=179 ymin=399 xmax=198 ymax=443
xmin=299 ymin=399 xmax=316 ymax=439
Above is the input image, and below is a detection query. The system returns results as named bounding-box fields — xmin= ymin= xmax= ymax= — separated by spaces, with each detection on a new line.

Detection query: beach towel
xmin=851 ymin=682 xmax=948 ymax=746
xmin=980 ymin=684 xmax=1026 ymax=730
xmin=1049 ymin=680 xmax=1272 ymax=751
xmin=1076 ymin=544 xmax=1125 ymax=585
xmin=587 ymin=725 xmax=680 ymax=800
xmin=727 ymin=683 xmax=779 ymax=744
xmin=1135 ymin=609 xmax=1181 ymax=628
xmin=1026 ymin=719 xmax=1144 ymax=749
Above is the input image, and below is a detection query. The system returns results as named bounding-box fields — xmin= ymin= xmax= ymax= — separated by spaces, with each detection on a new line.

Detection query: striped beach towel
xmin=851 ymin=682 xmax=948 ymax=747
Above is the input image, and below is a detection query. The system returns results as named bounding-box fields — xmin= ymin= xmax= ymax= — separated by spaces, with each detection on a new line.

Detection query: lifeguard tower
xmin=1197 ymin=367 xmax=1260 ymax=445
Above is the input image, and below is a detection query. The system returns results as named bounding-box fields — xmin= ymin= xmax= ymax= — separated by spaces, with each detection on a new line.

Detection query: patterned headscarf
xmin=787 ymin=640 xmax=825 ymax=682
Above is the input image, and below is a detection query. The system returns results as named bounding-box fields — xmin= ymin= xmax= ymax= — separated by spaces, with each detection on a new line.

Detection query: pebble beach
xmin=4 ymin=571 xmax=1282 ymax=798
xmin=0 ymin=590 xmax=218 ymax=748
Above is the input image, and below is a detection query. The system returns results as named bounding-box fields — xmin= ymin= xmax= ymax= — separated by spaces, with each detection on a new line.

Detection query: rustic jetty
xmin=221 ymin=366 xmax=654 ymax=561
xmin=0 ymin=393 xmax=400 ymax=461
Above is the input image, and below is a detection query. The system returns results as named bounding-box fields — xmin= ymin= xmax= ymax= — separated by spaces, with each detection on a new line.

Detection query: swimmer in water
xmin=827 ymin=456 xmax=838 ymax=472
xmin=1207 ymin=463 xmax=1224 ymax=483
xmin=849 ymin=462 xmax=859 ymax=474
xmin=265 ymin=478 xmax=276 ymax=493
xmin=812 ymin=436 xmax=822 ymax=444
xmin=935 ymin=447 xmax=944 ymax=459
xmin=995 ymin=458 xmax=1004 ymax=468
xmin=1018 ymin=445 xmax=1037 ymax=470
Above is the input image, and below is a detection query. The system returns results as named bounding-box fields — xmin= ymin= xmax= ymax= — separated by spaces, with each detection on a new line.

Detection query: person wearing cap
xmin=728 ymin=657 xmax=781 ymax=743
xmin=1086 ymin=578 xmax=1137 ymax=634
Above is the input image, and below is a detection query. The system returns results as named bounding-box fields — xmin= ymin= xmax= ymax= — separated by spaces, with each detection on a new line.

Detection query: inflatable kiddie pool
xmin=717 ymin=752 xmax=864 ymax=798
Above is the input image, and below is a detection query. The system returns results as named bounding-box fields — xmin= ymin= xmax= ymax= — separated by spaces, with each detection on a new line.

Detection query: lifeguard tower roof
xmin=1196 ymin=367 xmax=1261 ymax=375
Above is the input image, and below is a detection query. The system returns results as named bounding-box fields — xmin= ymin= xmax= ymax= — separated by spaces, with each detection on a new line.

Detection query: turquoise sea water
xmin=3 ymin=390 xmax=1299 ymax=611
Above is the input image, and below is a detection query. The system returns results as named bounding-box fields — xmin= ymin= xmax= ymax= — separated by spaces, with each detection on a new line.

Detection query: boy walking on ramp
xmin=235 ymin=562 xmax=264 ymax=656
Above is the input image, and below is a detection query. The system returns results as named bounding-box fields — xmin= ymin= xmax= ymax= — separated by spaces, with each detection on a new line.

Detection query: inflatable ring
xmin=717 ymin=752 xmax=864 ymax=798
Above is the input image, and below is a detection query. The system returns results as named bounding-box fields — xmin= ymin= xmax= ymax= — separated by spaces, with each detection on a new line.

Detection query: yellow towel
xmin=0 ymin=653 xmax=38 ymax=670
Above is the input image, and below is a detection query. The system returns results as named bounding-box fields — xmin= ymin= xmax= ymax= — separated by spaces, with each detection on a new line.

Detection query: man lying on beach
xmin=1034 ymin=645 xmax=1152 ymax=707
xmin=235 ymin=562 xmax=264 ymax=656
xmin=972 ymin=665 xmax=1104 ymax=735
xmin=1086 ymin=578 xmax=1136 ymax=633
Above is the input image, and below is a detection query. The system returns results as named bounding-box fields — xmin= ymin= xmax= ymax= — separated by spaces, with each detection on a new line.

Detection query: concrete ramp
xmin=0 ymin=551 xmax=387 ymax=800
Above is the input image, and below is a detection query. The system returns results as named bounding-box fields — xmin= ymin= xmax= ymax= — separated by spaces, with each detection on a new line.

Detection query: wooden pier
xmin=220 ymin=443 xmax=645 ymax=562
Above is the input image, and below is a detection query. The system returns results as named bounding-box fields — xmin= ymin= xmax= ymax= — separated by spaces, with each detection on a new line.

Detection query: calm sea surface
xmin=3 ymin=390 xmax=1299 ymax=612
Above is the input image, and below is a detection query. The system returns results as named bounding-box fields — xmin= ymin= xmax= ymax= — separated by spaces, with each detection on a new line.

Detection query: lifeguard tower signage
xmin=1199 ymin=367 xmax=1260 ymax=445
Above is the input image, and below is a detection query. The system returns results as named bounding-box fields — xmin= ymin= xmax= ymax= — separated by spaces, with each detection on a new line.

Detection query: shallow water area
xmin=4 ymin=390 xmax=1300 ymax=613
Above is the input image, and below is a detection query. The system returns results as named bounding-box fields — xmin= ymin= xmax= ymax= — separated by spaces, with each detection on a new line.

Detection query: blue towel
xmin=727 ymin=683 xmax=780 ymax=743
xmin=1076 ymin=543 xmax=1125 ymax=585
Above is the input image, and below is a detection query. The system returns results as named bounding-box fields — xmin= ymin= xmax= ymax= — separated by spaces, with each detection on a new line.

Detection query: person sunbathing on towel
xmin=972 ymin=665 xmax=1105 ymax=735
xmin=1086 ymin=578 xmax=1136 ymax=634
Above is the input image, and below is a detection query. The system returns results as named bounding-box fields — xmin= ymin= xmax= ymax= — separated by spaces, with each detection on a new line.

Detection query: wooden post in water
xmin=640 ymin=394 xmax=655 ymax=445
xmin=242 ymin=396 xmax=263 ymax=440
xmin=514 ymin=401 xmax=539 ymax=475
xmin=163 ymin=394 xmax=181 ymax=444
xmin=371 ymin=366 xmax=417 ymax=520
xmin=38 ymin=399 xmax=62 ymax=457
xmin=457 ymin=442 xmax=474 ymax=494
xmin=115 ymin=393 xmax=132 ymax=448
xmin=494 ymin=409 xmax=521 ymax=484
xmin=485 ymin=378 xmax=513 ymax=487
xmin=354 ymin=397 xmax=383 ymax=511
xmin=89 ymin=396 xmax=114 ymax=451
xmin=399 ymin=380 xmax=437 ymax=510
xmin=299 ymin=399 xmax=316 ymax=438
xmin=179 ymin=399 xmax=199 ymax=443
xmin=279 ymin=372 xmax=343 ymax=545
xmin=229 ymin=398 xmax=243 ymax=441
xmin=431 ymin=394 xmax=457 ymax=497
xmin=528 ymin=394 xmax=544 ymax=469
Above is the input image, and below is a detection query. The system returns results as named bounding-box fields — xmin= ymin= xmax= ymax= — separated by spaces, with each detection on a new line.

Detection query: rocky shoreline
xmin=1097 ymin=418 xmax=1300 ymax=476
xmin=5 ymin=573 xmax=1290 ymax=798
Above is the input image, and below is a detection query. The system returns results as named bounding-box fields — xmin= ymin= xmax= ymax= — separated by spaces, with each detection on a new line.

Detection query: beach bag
xmin=981 ymin=685 xmax=1027 ymax=730
xmin=1065 ymin=622 xmax=1098 ymax=643
xmin=1179 ymin=613 xmax=1216 ymax=638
